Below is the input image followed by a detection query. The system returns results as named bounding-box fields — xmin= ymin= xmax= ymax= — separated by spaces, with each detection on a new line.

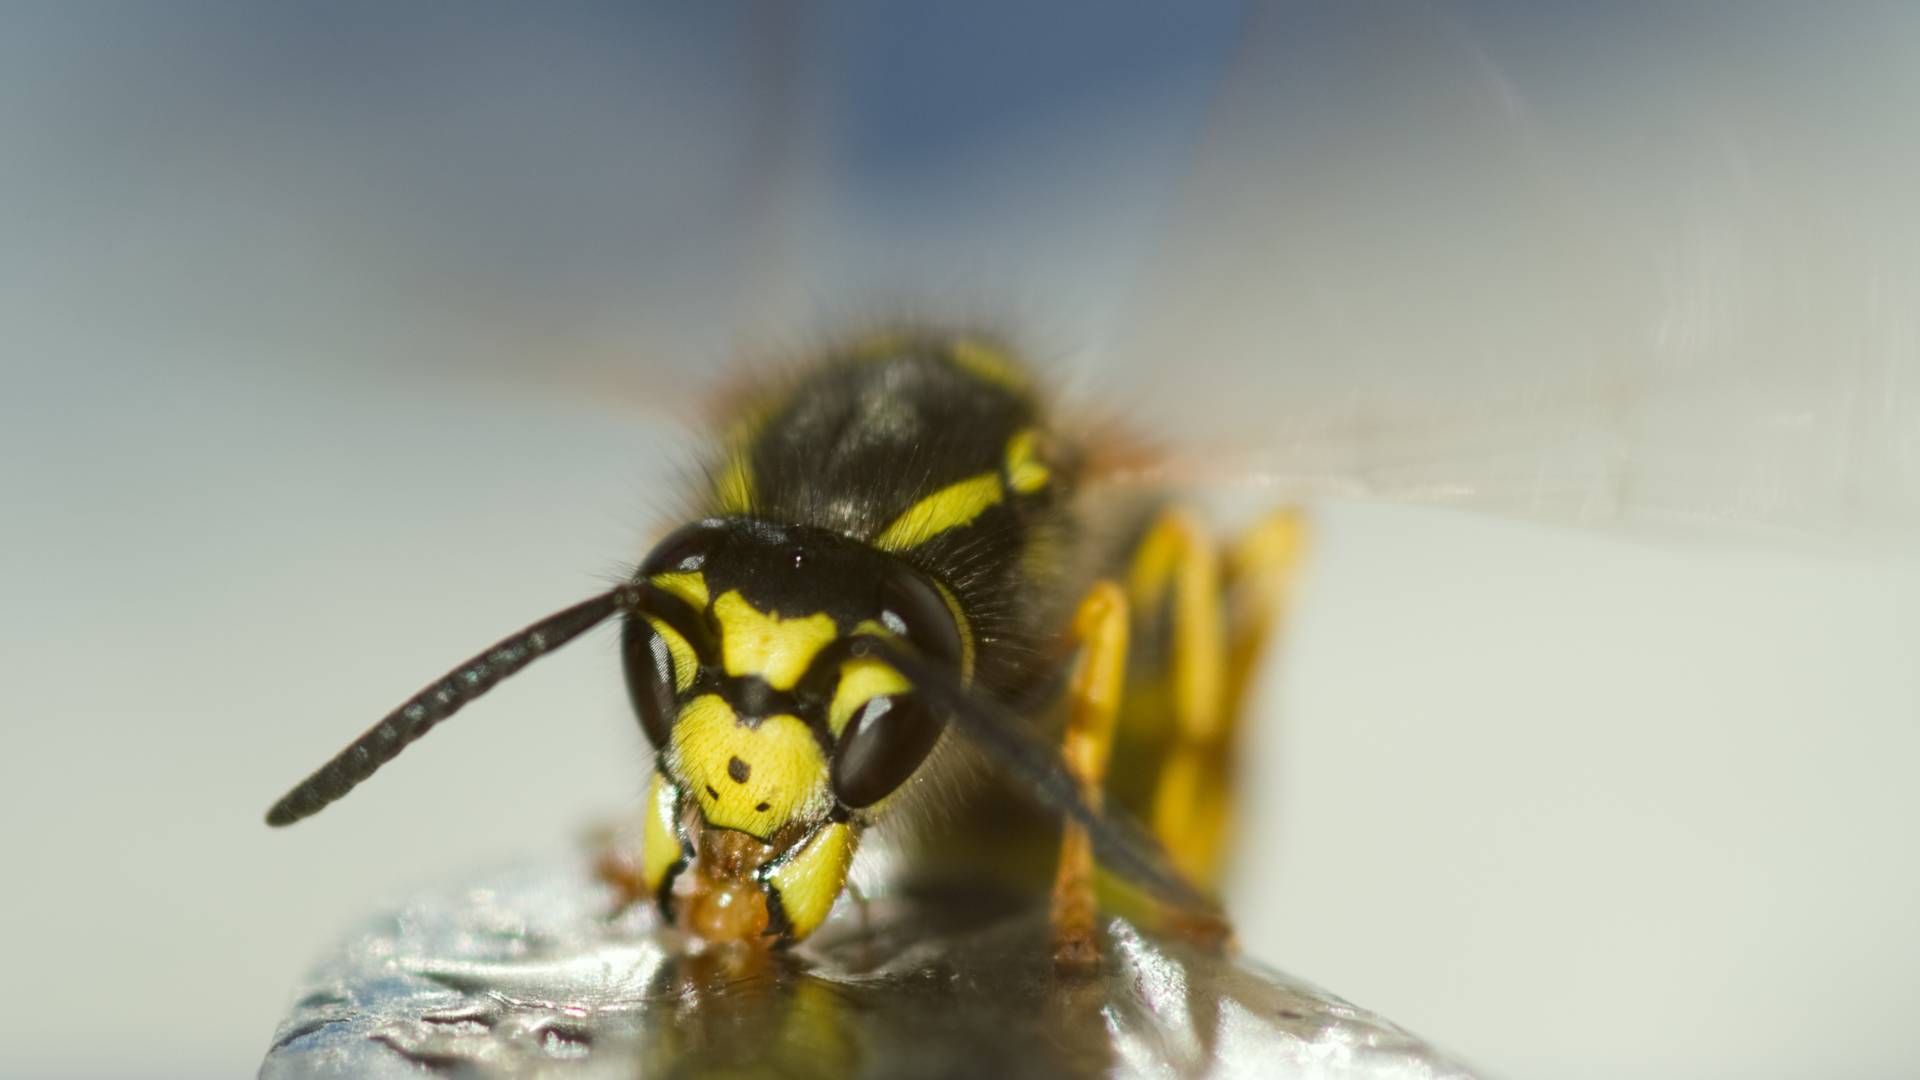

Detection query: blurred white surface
xmin=1231 ymin=504 xmax=1920 ymax=1079
xmin=4 ymin=5 xmax=1919 ymax=1078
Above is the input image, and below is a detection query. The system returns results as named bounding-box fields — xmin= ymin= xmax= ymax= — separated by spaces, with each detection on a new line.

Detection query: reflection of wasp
xmin=267 ymin=329 xmax=1302 ymax=965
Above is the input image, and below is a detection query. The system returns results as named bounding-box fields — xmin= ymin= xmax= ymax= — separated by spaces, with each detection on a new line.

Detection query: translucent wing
xmin=716 ymin=6 xmax=1920 ymax=551
xmin=272 ymin=5 xmax=1916 ymax=552
xmin=1103 ymin=6 xmax=1920 ymax=548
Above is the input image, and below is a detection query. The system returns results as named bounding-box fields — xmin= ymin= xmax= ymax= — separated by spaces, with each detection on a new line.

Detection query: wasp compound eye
xmin=621 ymin=616 xmax=680 ymax=750
xmin=621 ymin=521 xmax=734 ymax=744
xmin=876 ymin=565 xmax=965 ymax=673
xmin=830 ymin=693 xmax=944 ymax=808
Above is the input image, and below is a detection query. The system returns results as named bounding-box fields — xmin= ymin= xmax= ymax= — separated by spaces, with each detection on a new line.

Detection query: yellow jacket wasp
xmin=265 ymin=330 xmax=1301 ymax=963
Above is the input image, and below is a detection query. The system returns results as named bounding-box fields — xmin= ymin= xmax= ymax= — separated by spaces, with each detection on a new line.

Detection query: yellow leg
xmin=1125 ymin=511 xmax=1227 ymax=888
xmin=1127 ymin=508 xmax=1306 ymax=891
xmin=1050 ymin=580 xmax=1129 ymax=973
xmin=1050 ymin=510 xmax=1305 ymax=968
xmin=1223 ymin=511 xmax=1307 ymax=722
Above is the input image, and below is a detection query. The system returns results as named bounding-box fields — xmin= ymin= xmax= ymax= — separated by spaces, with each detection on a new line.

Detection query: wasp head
xmin=621 ymin=519 xmax=968 ymax=942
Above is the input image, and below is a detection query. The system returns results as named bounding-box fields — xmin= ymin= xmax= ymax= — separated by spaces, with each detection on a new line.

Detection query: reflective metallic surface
xmin=262 ymin=858 xmax=1478 ymax=1079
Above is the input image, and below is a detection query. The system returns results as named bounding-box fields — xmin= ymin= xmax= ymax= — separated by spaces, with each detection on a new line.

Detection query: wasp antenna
xmin=864 ymin=640 xmax=1221 ymax=920
xmin=265 ymin=587 xmax=643 ymax=827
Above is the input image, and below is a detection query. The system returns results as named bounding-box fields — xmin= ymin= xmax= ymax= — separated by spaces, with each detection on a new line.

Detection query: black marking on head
xmin=754 ymin=800 xmax=771 ymax=812
xmin=704 ymin=784 xmax=719 ymax=800
xmin=727 ymin=756 xmax=751 ymax=784
xmin=697 ymin=522 xmax=891 ymax=627
xmin=727 ymin=677 xmax=783 ymax=724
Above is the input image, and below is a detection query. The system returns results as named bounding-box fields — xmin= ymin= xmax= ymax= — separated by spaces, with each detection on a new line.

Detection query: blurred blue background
xmin=5 ymin=4 xmax=1919 ymax=1076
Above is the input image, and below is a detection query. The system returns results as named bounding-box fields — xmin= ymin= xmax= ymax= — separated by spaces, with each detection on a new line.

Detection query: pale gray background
xmin=5 ymin=5 xmax=1918 ymax=1077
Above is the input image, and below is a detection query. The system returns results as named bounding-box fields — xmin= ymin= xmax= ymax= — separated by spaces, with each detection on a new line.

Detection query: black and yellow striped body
xmin=618 ymin=334 xmax=1098 ymax=942
xmin=266 ymin=327 xmax=1298 ymax=955
xmin=708 ymin=334 xmax=1081 ymax=708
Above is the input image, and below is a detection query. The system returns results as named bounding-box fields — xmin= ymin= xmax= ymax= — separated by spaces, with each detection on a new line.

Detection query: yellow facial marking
xmin=1004 ymin=428 xmax=1049 ymax=495
xmin=711 ymin=591 xmax=838 ymax=692
xmin=827 ymin=658 xmax=912 ymax=737
xmin=765 ymin=822 xmax=857 ymax=941
xmin=873 ymin=472 xmax=1003 ymax=552
xmin=643 ymin=615 xmax=698 ymax=692
xmin=670 ymin=694 xmax=828 ymax=839
xmin=948 ymin=338 xmax=1028 ymax=390
xmin=649 ymin=570 xmax=710 ymax=610
xmin=639 ymin=772 xmax=686 ymax=895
